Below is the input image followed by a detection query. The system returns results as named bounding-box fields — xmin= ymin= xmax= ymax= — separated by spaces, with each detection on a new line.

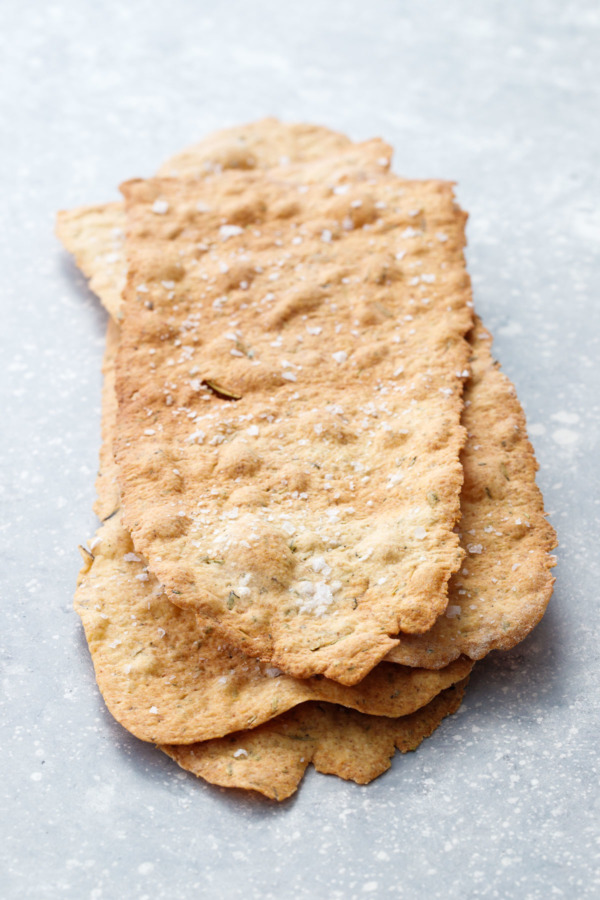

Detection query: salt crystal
xmin=311 ymin=556 xmax=331 ymax=576
xmin=186 ymin=430 xmax=206 ymax=443
xmin=219 ymin=224 xmax=244 ymax=240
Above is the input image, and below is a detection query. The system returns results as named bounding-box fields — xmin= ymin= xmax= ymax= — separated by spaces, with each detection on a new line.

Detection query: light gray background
xmin=1 ymin=1 xmax=599 ymax=898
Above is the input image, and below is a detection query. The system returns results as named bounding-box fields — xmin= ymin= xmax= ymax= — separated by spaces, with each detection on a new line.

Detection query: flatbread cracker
xmin=386 ymin=319 xmax=557 ymax=667
xmin=56 ymin=119 xmax=363 ymax=321
xmin=60 ymin=122 xmax=554 ymax=672
xmin=115 ymin=166 xmax=473 ymax=683
xmin=94 ymin=318 xmax=121 ymax=521
xmin=75 ymin=333 xmax=472 ymax=745
xmin=56 ymin=202 xmax=126 ymax=321
xmin=162 ymin=680 xmax=467 ymax=800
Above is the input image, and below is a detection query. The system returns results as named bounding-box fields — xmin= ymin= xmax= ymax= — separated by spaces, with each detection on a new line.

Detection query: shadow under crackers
xmin=56 ymin=251 xmax=109 ymax=333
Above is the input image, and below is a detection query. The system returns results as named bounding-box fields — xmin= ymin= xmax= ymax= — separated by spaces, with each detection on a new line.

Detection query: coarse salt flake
xmin=332 ymin=351 xmax=347 ymax=364
xmin=311 ymin=556 xmax=331 ymax=576
xmin=152 ymin=200 xmax=169 ymax=214
xmin=219 ymin=224 xmax=244 ymax=240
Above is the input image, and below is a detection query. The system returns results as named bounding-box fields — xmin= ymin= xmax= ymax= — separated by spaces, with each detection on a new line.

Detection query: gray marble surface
xmin=1 ymin=1 xmax=599 ymax=897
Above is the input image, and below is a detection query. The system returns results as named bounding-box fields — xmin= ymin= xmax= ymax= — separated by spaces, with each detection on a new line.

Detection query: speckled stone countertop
xmin=1 ymin=2 xmax=599 ymax=898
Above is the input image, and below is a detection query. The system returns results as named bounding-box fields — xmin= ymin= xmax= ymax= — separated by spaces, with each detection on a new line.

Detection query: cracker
xmin=56 ymin=202 xmax=126 ymax=321
xmin=94 ymin=318 xmax=121 ymax=521
xmin=386 ymin=318 xmax=557 ymax=667
xmin=61 ymin=121 xmax=554 ymax=672
xmin=55 ymin=119 xmax=363 ymax=321
xmin=161 ymin=680 xmax=467 ymax=801
xmin=115 ymin=166 xmax=473 ymax=684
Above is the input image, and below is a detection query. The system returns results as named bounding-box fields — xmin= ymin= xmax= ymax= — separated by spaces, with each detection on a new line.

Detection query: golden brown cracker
xmin=162 ymin=680 xmax=467 ymax=800
xmin=94 ymin=318 xmax=121 ymax=521
xmin=75 ymin=512 xmax=472 ymax=744
xmin=56 ymin=202 xmax=126 ymax=321
xmin=386 ymin=318 xmax=557 ymax=667
xmin=115 ymin=166 xmax=473 ymax=684
xmin=63 ymin=120 xmax=554 ymax=673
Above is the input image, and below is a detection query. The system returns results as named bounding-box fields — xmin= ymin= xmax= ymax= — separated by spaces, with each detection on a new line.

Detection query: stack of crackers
xmin=57 ymin=120 xmax=557 ymax=800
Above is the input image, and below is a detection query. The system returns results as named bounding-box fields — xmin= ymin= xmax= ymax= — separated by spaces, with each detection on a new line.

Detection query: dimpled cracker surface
xmin=386 ymin=319 xmax=557 ymax=667
xmin=115 ymin=166 xmax=473 ymax=684
xmin=75 ymin=341 xmax=472 ymax=744
xmin=162 ymin=680 xmax=467 ymax=801
xmin=56 ymin=119 xmax=359 ymax=321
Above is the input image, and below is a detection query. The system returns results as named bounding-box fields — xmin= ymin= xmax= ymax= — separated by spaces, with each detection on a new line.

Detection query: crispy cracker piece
xmin=94 ymin=318 xmax=121 ymax=521
xmin=386 ymin=318 xmax=557 ymax=667
xmin=63 ymin=122 xmax=553 ymax=673
xmin=75 ymin=512 xmax=472 ymax=743
xmin=115 ymin=165 xmax=473 ymax=684
xmin=56 ymin=202 xmax=126 ymax=321
xmin=161 ymin=680 xmax=467 ymax=801
xmin=55 ymin=119 xmax=365 ymax=320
